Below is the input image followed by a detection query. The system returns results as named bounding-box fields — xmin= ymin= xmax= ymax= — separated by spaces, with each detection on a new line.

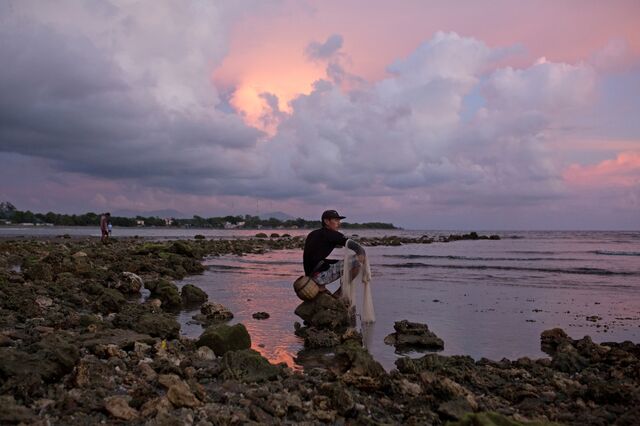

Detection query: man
xmin=303 ymin=209 xmax=366 ymax=296
xmin=100 ymin=212 xmax=111 ymax=243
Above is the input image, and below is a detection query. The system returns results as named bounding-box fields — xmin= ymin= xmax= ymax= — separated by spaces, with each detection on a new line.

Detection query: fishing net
xmin=340 ymin=245 xmax=375 ymax=323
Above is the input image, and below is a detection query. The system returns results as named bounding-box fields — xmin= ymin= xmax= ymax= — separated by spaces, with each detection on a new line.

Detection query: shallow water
xmin=175 ymin=230 xmax=640 ymax=371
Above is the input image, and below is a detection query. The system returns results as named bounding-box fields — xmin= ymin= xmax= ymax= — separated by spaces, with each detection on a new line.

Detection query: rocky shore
xmin=0 ymin=236 xmax=637 ymax=425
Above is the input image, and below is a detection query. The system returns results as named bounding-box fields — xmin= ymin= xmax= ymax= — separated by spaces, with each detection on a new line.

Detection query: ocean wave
xmin=592 ymin=250 xmax=640 ymax=257
xmin=510 ymin=250 xmax=557 ymax=255
xmin=383 ymin=262 xmax=637 ymax=276
xmin=206 ymin=264 xmax=245 ymax=270
xmin=383 ymin=254 xmax=585 ymax=262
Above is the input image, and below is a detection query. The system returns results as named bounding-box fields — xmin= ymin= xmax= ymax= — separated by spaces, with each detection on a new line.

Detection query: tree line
xmin=0 ymin=204 xmax=397 ymax=229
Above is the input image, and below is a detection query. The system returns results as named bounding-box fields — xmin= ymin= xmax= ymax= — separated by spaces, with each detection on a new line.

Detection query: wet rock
xmin=540 ymin=329 xmax=591 ymax=373
xmin=197 ymin=323 xmax=251 ymax=356
xmin=104 ymin=396 xmax=139 ymax=421
xmin=341 ymin=327 xmax=363 ymax=344
xmin=396 ymin=353 xmax=476 ymax=377
xmin=133 ymin=341 xmax=151 ymax=357
xmin=551 ymin=342 xmax=589 ymax=374
xmin=250 ymin=404 xmax=273 ymax=423
xmin=169 ymin=240 xmax=197 ymax=258
xmin=137 ymin=313 xmax=180 ymax=339
xmin=252 ymin=311 xmax=270 ymax=320
xmin=384 ymin=320 xmax=444 ymax=351
xmin=540 ymin=328 xmax=571 ymax=356
xmin=294 ymin=293 xmax=350 ymax=330
xmin=151 ymin=280 xmax=182 ymax=309
xmin=298 ymin=327 xmax=341 ymax=348
xmin=438 ymin=397 xmax=475 ymax=420
xmin=95 ymin=288 xmax=126 ymax=314
xmin=219 ymin=349 xmax=283 ymax=382
xmin=181 ymin=284 xmax=208 ymax=305
xmin=23 ymin=262 xmax=53 ymax=282
xmin=79 ymin=328 xmax=154 ymax=351
xmin=332 ymin=340 xmax=387 ymax=390
xmin=398 ymin=378 xmax=422 ymax=396
xmin=320 ymin=382 xmax=355 ymax=416
xmin=418 ymin=370 xmax=478 ymax=407
xmin=200 ymin=302 xmax=234 ymax=322
xmin=113 ymin=304 xmax=180 ymax=339
xmin=158 ymin=373 xmax=183 ymax=389
xmin=30 ymin=332 xmax=81 ymax=381
xmin=138 ymin=362 xmax=158 ymax=381
xmin=140 ymin=396 xmax=172 ymax=418
xmin=0 ymin=395 xmax=36 ymax=424
xmin=196 ymin=346 xmax=215 ymax=361
xmin=113 ymin=271 xmax=143 ymax=294
xmin=167 ymin=381 xmax=201 ymax=408
xmin=575 ymin=335 xmax=609 ymax=362
xmin=35 ymin=296 xmax=53 ymax=309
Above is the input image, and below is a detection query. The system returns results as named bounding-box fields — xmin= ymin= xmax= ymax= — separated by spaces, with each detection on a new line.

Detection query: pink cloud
xmin=564 ymin=151 xmax=640 ymax=187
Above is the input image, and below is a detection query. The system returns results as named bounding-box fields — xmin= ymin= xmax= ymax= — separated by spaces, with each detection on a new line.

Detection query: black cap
xmin=321 ymin=209 xmax=346 ymax=221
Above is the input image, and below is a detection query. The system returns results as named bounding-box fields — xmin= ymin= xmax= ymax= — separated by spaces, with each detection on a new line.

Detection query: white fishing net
xmin=340 ymin=247 xmax=375 ymax=323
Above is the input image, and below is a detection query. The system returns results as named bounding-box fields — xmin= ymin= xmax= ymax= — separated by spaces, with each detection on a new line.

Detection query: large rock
xmin=113 ymin=304 xmax=180 ymax=339
xmin=384 ymin=320 xmax=444 ymax=351
xmin=23 ymin=262 xmax=53 ymax=282
xmin=294 ymin=293 xmax=350 ymax=330
xmin=151 ymin=280 xmax=182 ymax=309
xmin=181 ymin=284 xmax=208 ymax=305
xmin=219 ymin=349 xmax=283 ymax=382
xmin=166 ymin=382 xmax=201 ymax=408
xmin=197 ymin=323 xmax=251 ymax=356
xmin=332 ymin=340 xmax=387 ymax=390
xmin=169 ymin=241 xmax=196 ymax=258
xmin=0 ymin=395 xmax=36 ymax=424
xmin=78 ymin=328 xmax=155 ymax=351
xmin=104 ymin=396 xmax=139 ymax=421
xmin=95 ymin=288 xmax=126 ymax=314
xmin=0 ymin=333 xmax=80 ymax=387
xmin=113 ymin=272 xmax=143 ymax=294
xmin=295 ymin=326 xmax=341 ymax=348
xmin=200 ymin=302 xmax=234 ymax=321
xmin=137 ymin=313 xmax=180 ymax=339
xmin=540 ymin=328 xmax=571 ymax=356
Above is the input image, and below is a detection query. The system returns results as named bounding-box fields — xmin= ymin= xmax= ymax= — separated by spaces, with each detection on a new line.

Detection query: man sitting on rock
xmin=303 ymin=209 xmax=366 ymax=297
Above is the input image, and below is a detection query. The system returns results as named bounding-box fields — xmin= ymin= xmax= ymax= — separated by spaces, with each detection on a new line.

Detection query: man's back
xmin=303 ymin=227 xmax=347 ymax=275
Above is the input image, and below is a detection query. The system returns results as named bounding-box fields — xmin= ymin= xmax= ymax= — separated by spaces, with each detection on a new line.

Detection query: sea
xmin=2 ymin=226 xmax=639 ymax=370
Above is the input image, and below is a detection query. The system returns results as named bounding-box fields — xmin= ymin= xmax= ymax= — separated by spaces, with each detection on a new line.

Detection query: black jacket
xmin=303 ymin=227 xmax=347 ymax=275
xmin=303 ymin=227 xmax=364 ymax=275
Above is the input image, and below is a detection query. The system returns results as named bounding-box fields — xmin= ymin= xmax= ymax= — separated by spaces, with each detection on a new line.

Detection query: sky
xmin=1 ymin=0 xmax=639 ymax=230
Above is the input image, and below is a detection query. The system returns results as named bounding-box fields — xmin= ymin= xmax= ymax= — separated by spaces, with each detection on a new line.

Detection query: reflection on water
xmin=177 ymin=249 xmax=306 ymax=369
xmin=175 ymin=231 xmax=640 ymax=370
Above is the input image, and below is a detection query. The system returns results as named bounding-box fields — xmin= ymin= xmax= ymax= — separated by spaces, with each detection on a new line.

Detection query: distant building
xmin=136 ymin=220 xmax=145 ymax=226
xmin=224 ymin=221 xmax=246 ymax=229
xmin=164 ymin=218 xmax=174 ymax=226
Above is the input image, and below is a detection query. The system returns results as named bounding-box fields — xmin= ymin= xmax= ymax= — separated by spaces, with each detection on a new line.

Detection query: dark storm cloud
xmin=0 ymin=2 xmax=265 ymax=195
